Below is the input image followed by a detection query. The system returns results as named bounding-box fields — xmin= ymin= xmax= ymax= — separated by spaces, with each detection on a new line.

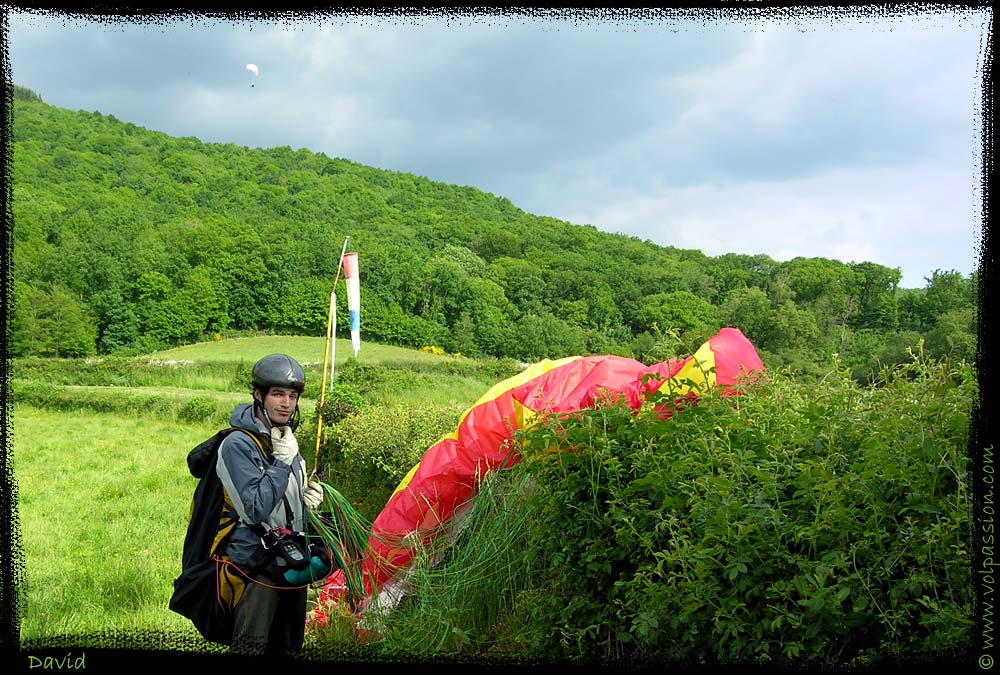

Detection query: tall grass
xmin=366 ymin=470 xmax=537 ymax=661
xmin=305 ymin=467 xmax=542 ymax=664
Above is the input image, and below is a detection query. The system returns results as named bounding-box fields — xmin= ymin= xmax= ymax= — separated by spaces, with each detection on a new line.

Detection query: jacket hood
xmin=230 ymin=402 xmax=269 ymax=436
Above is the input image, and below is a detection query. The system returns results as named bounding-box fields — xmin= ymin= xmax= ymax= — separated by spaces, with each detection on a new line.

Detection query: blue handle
xmin=283 ymin=555 xmax=330 ymax=585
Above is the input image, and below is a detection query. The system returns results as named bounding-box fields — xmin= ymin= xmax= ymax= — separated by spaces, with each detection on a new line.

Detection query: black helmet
xmin=252 ymin=354 xmax=305 ymax=394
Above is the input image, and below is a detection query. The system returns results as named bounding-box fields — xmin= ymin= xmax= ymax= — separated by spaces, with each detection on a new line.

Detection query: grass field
xmin=14 ymin=404 xmax=221 ymax=646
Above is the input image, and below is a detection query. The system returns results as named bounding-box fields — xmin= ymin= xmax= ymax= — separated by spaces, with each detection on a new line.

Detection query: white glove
xmin=269 ymin=425 xmax=299 ymax=465
xmin=304 ymin=479 xmax=324 ymax=510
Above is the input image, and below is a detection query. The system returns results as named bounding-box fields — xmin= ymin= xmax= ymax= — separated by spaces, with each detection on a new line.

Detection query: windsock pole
xmin=313 ymin=236 xmax=350 ymax=475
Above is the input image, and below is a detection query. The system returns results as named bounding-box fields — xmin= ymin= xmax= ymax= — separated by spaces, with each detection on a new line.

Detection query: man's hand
xmin=270 ymin=425 xmax=299 ymax=465
xmin=304 ymin=479 xmax=324 ymax=510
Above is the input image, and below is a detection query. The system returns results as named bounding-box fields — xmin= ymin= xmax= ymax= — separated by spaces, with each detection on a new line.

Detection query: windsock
xmin=343 ymin=252 xmax=361 ymax=357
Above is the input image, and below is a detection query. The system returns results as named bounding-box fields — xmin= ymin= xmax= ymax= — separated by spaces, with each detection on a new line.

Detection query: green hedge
xmin=313 ymin=396 xmax=468 ymax=521
xmin=11 ymin=356 xmax=251 ymax=390
xmin=10 ymin=380 xmax=235 ymax=427
xmin=501 ymin=354 xmax=974 ymax=667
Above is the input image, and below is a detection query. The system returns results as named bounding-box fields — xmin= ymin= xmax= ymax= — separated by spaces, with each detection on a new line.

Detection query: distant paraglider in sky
xmin=245 ymin=63 xmax=259 ymax=87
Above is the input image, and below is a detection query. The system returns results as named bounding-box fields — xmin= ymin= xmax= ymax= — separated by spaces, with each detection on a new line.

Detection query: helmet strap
xmin=254 ymin=388 xmax=274 ymax=430
xmin=253 ymin=387 xmax=299 ymax=431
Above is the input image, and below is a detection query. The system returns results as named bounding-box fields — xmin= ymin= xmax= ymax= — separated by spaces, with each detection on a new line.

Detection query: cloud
xmin=558 ymin=160 xmax=980 ymax=287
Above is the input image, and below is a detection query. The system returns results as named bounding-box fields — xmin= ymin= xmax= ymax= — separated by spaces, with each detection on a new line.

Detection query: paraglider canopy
xmin=246 ymin=63 xmax=259 ymax=87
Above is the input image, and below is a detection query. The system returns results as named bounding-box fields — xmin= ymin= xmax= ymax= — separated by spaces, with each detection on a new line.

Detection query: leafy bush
xmin=179 ymin=396 xmax=219 ymax=424
xmin=330 ymin=361 xmax=432 ymax=401
xmin=320 ymin=401 xmax=466 ymax=520
xmin=501 ymin=353 xmax=973 ymax=667
xmin=320 ymin=383 xmax=369 ymax=420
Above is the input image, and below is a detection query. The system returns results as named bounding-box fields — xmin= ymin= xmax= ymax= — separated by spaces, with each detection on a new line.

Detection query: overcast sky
xmin=4 ymin=7 xmax=989 ymax=289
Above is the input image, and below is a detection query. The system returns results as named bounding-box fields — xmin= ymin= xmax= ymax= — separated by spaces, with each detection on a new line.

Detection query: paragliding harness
xmin=168 ymin=427 xmax=332 ymax=645
xmin=168 ymin=427 xmax=257 ymax=645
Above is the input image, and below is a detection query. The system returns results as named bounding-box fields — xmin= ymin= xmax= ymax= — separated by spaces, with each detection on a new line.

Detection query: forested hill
xmin=7 ymin=84 xmax=977 ymax=381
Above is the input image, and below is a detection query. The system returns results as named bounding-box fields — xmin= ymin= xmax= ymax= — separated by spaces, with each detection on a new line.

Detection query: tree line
xmin=7 ymin=84 xmax=978 ymax=382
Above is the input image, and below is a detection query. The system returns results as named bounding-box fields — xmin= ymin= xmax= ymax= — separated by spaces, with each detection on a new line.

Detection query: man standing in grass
xmin=216 ymin=353 xmax=325 ymax=658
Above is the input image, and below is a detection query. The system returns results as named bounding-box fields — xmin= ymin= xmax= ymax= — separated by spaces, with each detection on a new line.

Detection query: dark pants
xmin=230 ymin=570 xmax=308 ymax=658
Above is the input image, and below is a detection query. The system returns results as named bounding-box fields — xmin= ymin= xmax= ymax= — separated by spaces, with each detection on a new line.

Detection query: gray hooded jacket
xmin=216 ymin=402 xmax=307 ymax=568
